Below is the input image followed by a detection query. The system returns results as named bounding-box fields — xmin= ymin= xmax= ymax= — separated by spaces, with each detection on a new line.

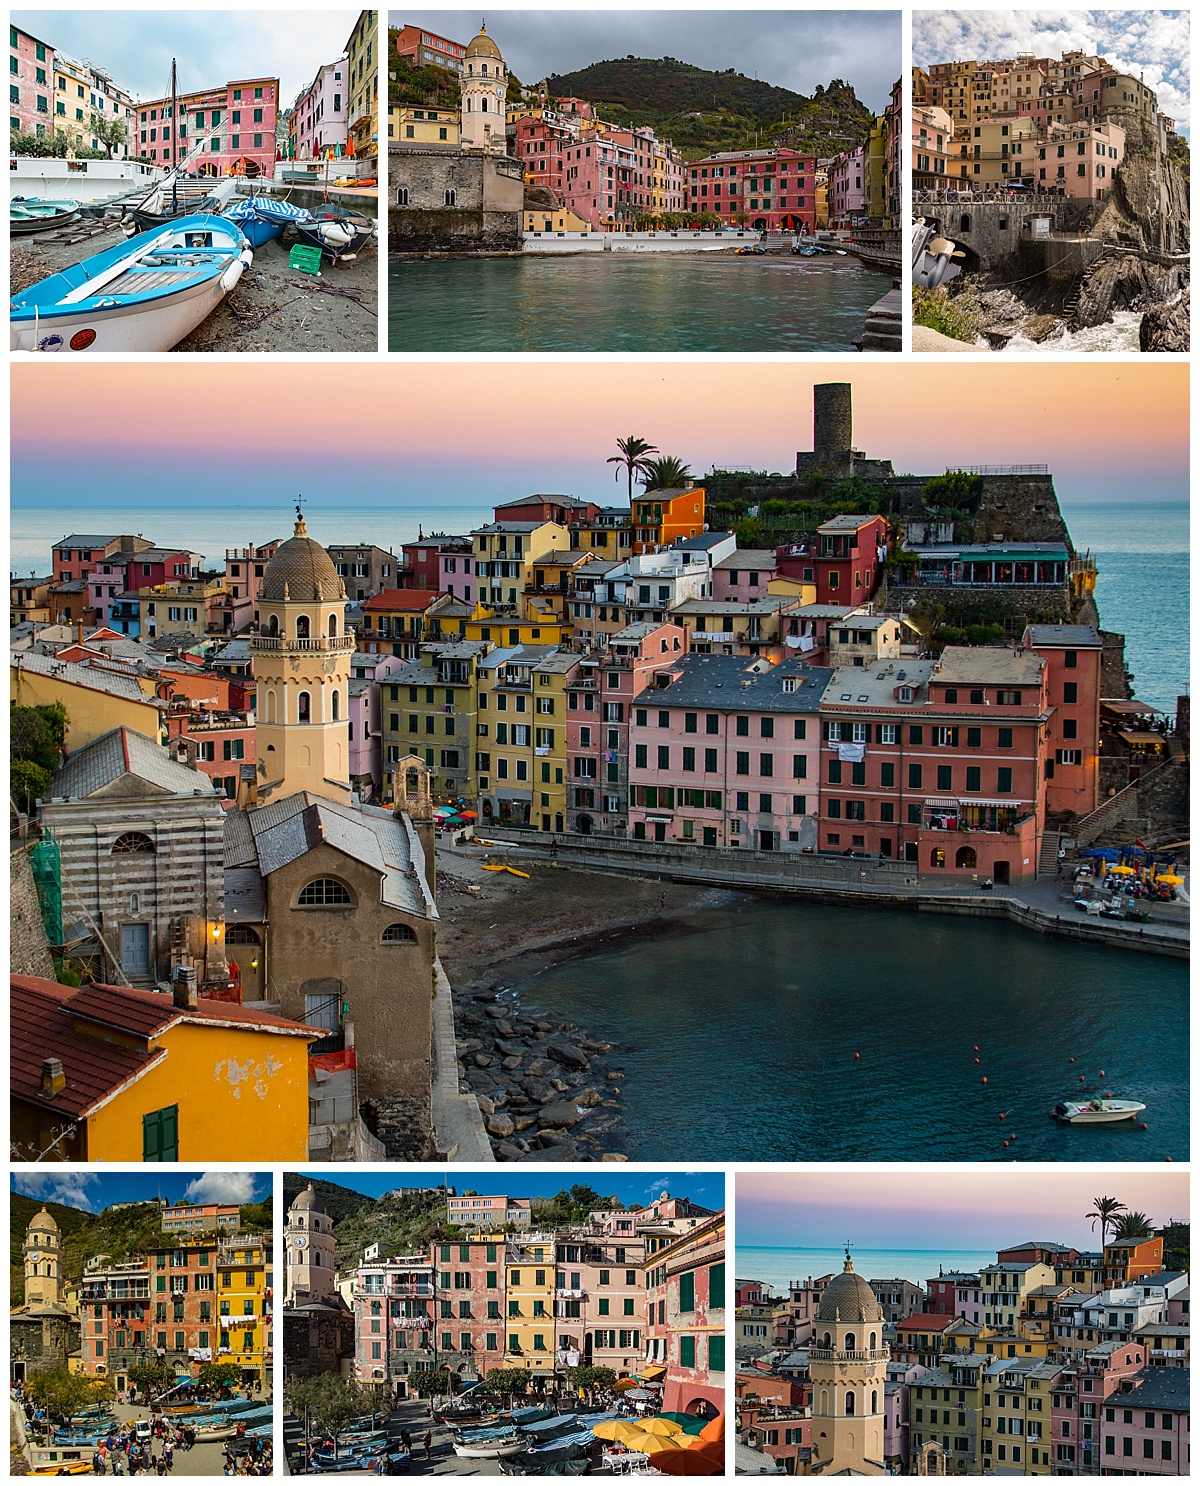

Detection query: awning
xmin=924 ymin=797 xmax=958 ymax=808
xmin=638 ymin=1366 xmax=667 ymax=1380
xmin=968 ymin=799 xmax=1017 ymax=808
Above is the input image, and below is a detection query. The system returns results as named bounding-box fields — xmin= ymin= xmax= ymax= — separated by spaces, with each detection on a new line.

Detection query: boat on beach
xmin=11 ymin=199 xmax=81 ymax=234
xmin=289 ymin=202 xmax=376 ymax=261
xmin=1051 ymin=1097 xmax=1147 ymax=1124
xmin=11 ymin=212 xmax=252 ymax=352
xmin=223 ymin=193 xmax=316 ymax=247
xmin=453 ymin=1434 xmax=527 ymax=1459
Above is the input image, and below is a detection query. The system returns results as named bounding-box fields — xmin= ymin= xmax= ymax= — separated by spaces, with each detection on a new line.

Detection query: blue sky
xmin=12 ymin=10 xmax=360 ymax=109
xmin=392 ymin=11 xmax=901 ymax=114
xmin=914 ymin=9 xmax=1190 ymax=135
xmin=294 ymin=1169 xmax=726 ymax=1211
xmin=11 ymin=1170 xmax=271 ymax=1214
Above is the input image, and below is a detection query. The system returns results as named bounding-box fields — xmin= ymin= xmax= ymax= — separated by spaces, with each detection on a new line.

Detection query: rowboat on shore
xmin=289 ymin=202 xmax=376 ymax=261
xmin=11 ymin=199 xmax=80 ymax=234
xmin=223 ymin=193 xmax=316 ymax=247
xmin=454 ymin=1434 xmax=527 ymax=1459
xmin=1051 ymin=1097 xmax=1147 ymax=1125
xmin=11 ymin=213 xmax=252 ymax=352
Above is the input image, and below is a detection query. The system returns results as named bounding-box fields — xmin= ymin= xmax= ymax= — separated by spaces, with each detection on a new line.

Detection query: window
xmin=679 ymin=1335 xmax=696 ymax=1367
xmin=143 ymin=1106 xmax=178 ymax=1162
xmin=298 ymin=878 xmax=353 ymax=906
xmin=382 ymin=923 xmax=417 ymax=943
xmin=997 ymin=767 xmax=1013 ymax=794
xmin=908 ymin=764 xmax=923 ymax=789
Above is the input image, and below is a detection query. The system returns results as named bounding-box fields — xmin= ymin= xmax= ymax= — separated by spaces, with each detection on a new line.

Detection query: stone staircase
xmin=1038 ymin=828 xmax=1062 ymax=878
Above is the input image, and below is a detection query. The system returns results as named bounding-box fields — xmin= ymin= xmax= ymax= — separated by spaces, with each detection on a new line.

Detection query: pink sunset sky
xmin=737 ymin=1169 xmax=1189 ymax=1250
xmin=11 ymin=361 xmax=1188 ymax=509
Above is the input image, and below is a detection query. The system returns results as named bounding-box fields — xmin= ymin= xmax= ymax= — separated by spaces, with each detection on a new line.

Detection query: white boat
xmin=453 ymin=1434 xmax=527 ymax=1459
xmin=11 ymin=212 xmax=252 ymax=352
xmin=1051 ymin=1098 xmax=1147 ymax=1124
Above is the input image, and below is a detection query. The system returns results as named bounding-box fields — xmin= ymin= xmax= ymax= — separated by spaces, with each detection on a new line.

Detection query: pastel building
xmin=687 ymin=146 xmax=816 ymax=232
xmin=446 ymin=1194 xmax=531 ymax=1229
xmin=627 ymin=654 xmax=831 ymax=851
xmin=1035 ymin=119 xmax=1125 ymax=198
xmin=135 ymin=76 xmax=279 ymax=177
xmin=913 ymin=104 xmax=954 ymax=191
xmin=829 ymin=145 xmax=865 ymax=222
xmin=434 ymin=1237 xmax=510 ymax=1379
xmin=291 ymin=56 xmax=348 ymax=159
xmin=1051 ymin=1340 xmax=1147 ymax=1475
xmin=9 ymin=23 xmax=53 ymax=136
xmin=1100 ymin=1368 xmax=1190 ymax=1474
xmin=395 ymin=24 xmax=465 ymax=73
xmin=644 ymin=1212 xmax=725 ymax=1417
xmin=353 ymin=1252 xmax=436 ymax=1386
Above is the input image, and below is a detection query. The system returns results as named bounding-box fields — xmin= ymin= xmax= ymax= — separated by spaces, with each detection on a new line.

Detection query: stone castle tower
xmin=24 ymin=1208 xmax=62 ymax=1309
xmin=285 ymin=1184 xmax=337 ymax=1305
xmin=809 ymin=1251 xmax=888 ymax=1475
xmin=251 ymin=509 xmax=352 ymax=804
xmin=459 ymin=23 xmax=508 ymax=153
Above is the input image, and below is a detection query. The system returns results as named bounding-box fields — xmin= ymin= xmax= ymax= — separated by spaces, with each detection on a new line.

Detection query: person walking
xmin=423 ymin=1431 xmax=432 ymax=1461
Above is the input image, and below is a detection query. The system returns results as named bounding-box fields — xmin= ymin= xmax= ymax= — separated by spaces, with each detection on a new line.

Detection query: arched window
xmin=328 ymin=613 xmax=338 ymax=637
xmin=226 ymin=925 xmax=261 ymax=945
xmin=956 ymin=845 xmax=977 ymax=870
xmin=297 ymin=879 xmax=353 ymax=907
xmin=869 ymin=1331 xmax=877 ymax=1351
xmin=298 ymin=691 xmax=311 ymax=724
xmin=296 ymin=615 xmax=310 ymax=639
xmin=265 ymin=688 xmax=276 ymax=724
xmin=822 ymin=1331 xmax=832 ymax=1348
xmin=266 ymin=614 xmax=279 ymax=636
xmin=871 ymin=1390 xmax=878 ymax=1414
xmin=445 ymin=188 xmax=457 ymax=206
xmin=112 ymin=832 xmax=155 ymax=854
xmin=382 ymin=924 xmax=417 ymax=944
xmin=845 ymin=1333 xmax=856 ymax=1353
xmin=397 ymin=186 xmax=409 ymax=206
xmin=845 ymin=1390 xmax=856 ymax=1416
xmin=481 ymin=62 xmax=488 ymax=75
xmin=481 ymin=96 xmax=488 ymax=112
xmin=331 ymin=690 xmax=340 ymax=722
xmin=960 ymin=214 xmax=971 ymax=233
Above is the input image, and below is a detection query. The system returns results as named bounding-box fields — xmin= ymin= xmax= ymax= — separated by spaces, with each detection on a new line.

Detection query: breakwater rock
xmin=1140 ymin=287 xmax=1190 ymax=352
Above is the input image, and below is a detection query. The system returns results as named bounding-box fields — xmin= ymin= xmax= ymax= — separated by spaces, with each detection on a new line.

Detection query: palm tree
xmin=1112 ymin=1211 xmax=1154 ymax=1241
xmin=640 ymin=455 xmax=694 ymax=492
xmin=1087 ymin=1195 xmax=1128 ymax=1248
xmin=607 ymin=436 xmax=658 ymax=501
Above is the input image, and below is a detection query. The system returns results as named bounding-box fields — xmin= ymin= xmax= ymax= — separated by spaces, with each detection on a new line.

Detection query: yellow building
xmin=10 ymin=650 xmax=163 ymax=747
xmin=390 ymin=102 xmax=459 ymax=146
xmin=473 ymin=521 xmax=569 ymax=608
xmin=813 ymin=165 xmax=829 ymax=228
xmin=978 ymin=1357 xmax=1062 ymax=1474
xmin=980 ymin=1262 xmax=1056 ymax=1329
xmin=505 ymin=1236 xmax=557 ymax=1376
xmin=864 ymin=114 xmax=889 ymax=225
xmin=11 ymin=574 xmax=53 ymax=626
xmin=462 ymin=611 xmax=568 ymax=648
xmin=345 ymin=9 xmax=378 ymax=166
xmin=217 ymin=1232 xmax=273 ymax=1387
xmin=52 ymin=52 xmax=94 ymax=148
xmin=139 ymin=579 xmax=222 ymax=640
xmin=523 ymin=203 xmax=593 ymax=233
xmin=10 ymin=974 xmax=319 ymax=1163
xmin=955 ymin=115 xmax=1040 ymax=187
xmin=529 ymin=652 xmax=574 ymax=835
xmin=380 ymin=641 xmax=489 ymax=806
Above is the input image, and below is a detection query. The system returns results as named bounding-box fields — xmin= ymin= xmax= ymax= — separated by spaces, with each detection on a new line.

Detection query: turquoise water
xmin=739 ymin=1247 xmax=995 ymax=1290
xmin=388 ymin=254 xmax=893 ymax=352
xmin=1062 ymin=501 xmax=1189 ymax=714
xmin=521 ymin=895 xmax=1188 ymax=1162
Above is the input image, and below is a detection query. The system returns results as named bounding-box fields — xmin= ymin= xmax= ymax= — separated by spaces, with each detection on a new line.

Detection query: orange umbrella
xmin=696 ymin=1414 xmax=725 ymax=1445
xmin=653 ymin=1442 xmax=724 ymax=1475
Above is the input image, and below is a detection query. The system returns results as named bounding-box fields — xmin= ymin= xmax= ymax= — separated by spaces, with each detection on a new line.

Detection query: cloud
xmin=913 ymin=9 xmax=1191 ymax=133
xmin=12 ymin=1171 xmax=103 ymax=1211
xmin=183 ymin=1172 xmax=260 ymax=1205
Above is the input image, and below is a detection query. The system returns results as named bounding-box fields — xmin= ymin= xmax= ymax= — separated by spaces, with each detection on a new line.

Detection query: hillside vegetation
xmin=545 ymin=58 xmax=874 ymax=158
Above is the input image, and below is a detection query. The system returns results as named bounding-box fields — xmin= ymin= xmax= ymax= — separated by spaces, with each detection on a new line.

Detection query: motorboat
xmin=11 ymin=199 xmax=80 ymax=234
xmin=453 ymin=1434 xmax=527 ymax=1459
xmin=11 ymin=213 xmax=252 ymax=352
xmin=223 ymin=193 xmax=316 ymax=247
xmin=1051 ymin=1098 xmax=1146 ymax=1124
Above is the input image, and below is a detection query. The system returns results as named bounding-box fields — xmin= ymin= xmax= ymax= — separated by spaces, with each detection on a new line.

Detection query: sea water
xmin=739 ymin=1248 xmax=997 ymax=1290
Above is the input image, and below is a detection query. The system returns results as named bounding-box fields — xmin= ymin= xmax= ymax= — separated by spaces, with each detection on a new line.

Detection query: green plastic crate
xmin=289 ymin=244 xmax=322 ymax=275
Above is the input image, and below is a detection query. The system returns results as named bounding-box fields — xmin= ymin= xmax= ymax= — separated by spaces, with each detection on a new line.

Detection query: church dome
xmin=817 ymin=1255 xmax=883 ymax=1324
xmin=28 ymin=1207 xmax=58 ymax=1234
xmin=260 ymin=515 xmax=343 ymax=603
xmin=465 ymin=23 xmax=503 ymax=61
xmin=291 ymin=1183 xmax=329 ymax=1215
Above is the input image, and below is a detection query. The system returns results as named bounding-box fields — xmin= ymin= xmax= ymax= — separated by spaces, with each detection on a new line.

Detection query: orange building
xmin=1103 ymin=1237 xmax=1166 ymax=1286
xmin=632 ymin=487 xmax=707 ymax=553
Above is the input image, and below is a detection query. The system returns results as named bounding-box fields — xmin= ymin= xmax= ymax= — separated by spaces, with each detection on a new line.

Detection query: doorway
xmin=120 ymin=923 xmax=151 ymax=977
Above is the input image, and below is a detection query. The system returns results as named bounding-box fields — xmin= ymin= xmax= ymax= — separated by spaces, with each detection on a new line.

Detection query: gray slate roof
xmin=11 ymin=650 xmax=152 ymax=702
xmin=53 ymin=727 xmax=217 ymax=801
xmin=1120 ymin=1368 xmax=1192 ymax=1410
xmin=1025 ymin=624 xmax=1103 ymax=647
xmin=716 ymin=550 xmax=777 ymax=571
xmin=55 ymin=533 xmax=118 ymax=548
xmin=657 ymin=653 xmax=832 ymax=712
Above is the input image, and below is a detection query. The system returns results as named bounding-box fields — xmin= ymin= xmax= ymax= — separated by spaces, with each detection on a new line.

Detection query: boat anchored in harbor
xmin=1051 ymin=1097 xmax=1147 ymax=1125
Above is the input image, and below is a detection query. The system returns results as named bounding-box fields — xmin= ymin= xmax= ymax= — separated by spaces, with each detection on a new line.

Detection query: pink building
xmin=830 ymin=145 xmax=865 ymax=223
xmin=353 ymin=1253 xmax=436 ymax=1388
xmin=559 ymin=1226 xmax=648 ymax=1379
xmin=628 ymin=654 xmax=830 ymax=851
xmin=712 ymin=550 xmax=778 ymax=603
xmin=290 ymin=56 xmax=348 ymax=159
xmin=1101 ymin=1367 xmax=1188 ymax=1475
xmin=136 ymin=76 xmax=280 ymax=178
xmin=1024 ymin=624 xmax=1102 ymax=820
xmin=1035 ymin=119 xmax=1124 ymax=197
xmin=514 ymin=113 xmax=573 ymax=201
xmin=401 ymin=535 xmax=473 ymax=594
xmin=686 ymin=146 xmax=816 ymax=232
xmin=432 ymin=1237 xmax=510 ymax=1381
xmin=565 ymin=622 xmax=688 ymax=836
xmin=223 ymin=541 xmax=282 ymax=634
xmin=644 ymin=1213 xmax=725 ymax=1418
xmin=165 ymin=711 xmax=255 ymax=806
xmin=9 ymin=24 xmax=53 ymax=136
xmin=926 ymin=1271 xmax=983 ymax=1323
xmin=395 ymin=24 xmax=465 ymax=73
xmin=1053 ymin=1341 xmax=1148 ymax=1475
xmin=558 ymin=124 xmax=681 ymax=230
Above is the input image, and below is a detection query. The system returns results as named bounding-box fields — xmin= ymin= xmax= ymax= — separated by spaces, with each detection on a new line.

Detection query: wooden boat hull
xmin=454 ymin=1437 xmax=526 ymax=1458
xmin=11 ymin=204 xmax=79 ymax=235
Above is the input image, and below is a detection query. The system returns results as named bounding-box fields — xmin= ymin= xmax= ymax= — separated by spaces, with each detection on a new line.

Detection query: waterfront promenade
xmin=461 ymin=831 xmax=1189 ymax=959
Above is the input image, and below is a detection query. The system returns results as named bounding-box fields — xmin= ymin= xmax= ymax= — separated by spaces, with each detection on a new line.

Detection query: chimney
xmin=172 ymin=965 xmax=199 ymax=1010
xmin=40 ymin=1057 xmax=66 ymax=1099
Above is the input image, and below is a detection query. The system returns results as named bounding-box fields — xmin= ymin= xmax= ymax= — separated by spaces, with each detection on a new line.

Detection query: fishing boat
xmin=11 ymin=199 xmax=80 ymax=235
xmin=288 ymin=203 xmax=376 ymax=261
xmin=1051 ymin=1097 xmax=1147 ymax=1125
xmin=11 ymin=213 xmax=252 ymax=352
xmin=26 ymin=1444 xmax=95 ymax=1475
xmin=454 ymin=1434 xmax=527 ymax=1459
xmin=223 ymin=194 xmax=315 ymax=247
xmin=122 ymin=179 xmax=237 ymax=234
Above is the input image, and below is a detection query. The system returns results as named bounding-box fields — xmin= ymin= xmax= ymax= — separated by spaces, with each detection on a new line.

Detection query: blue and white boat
xmin=11 ymin=212 xmax=252 ymax=353
xmin=223 ymin=194 xmax=315 ymax=247
xmin=10 ymin=198 xmax=80 ymax=234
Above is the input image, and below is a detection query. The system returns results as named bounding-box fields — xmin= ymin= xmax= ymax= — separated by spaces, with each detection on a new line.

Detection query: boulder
xmin=521 ymin=1141 xmax=579 ymax=1161
xmin=483 ymin=1005 xmax=508 ymax=1020
xmin=576 ymin=1089 xmax=603 ymax=1108
xmin=501 ymin=1055 xmax=523 ymax=1071
xmin=547 ymin=1042 xmax=590 ymax=1069
xmin=476 ymin=1094 xmax=496 ymax=1118
xmin=600 ymin=1152 xmax=629 ymax=1162
xmin=494 ymin=1039 xmax=527 ymax=1057
xmin=538 ymin=1101 xmax=581 ymax=1129
xmin=521 ymin=1077 xmax=558 ymax=1103
xmin=526 ymin=1058 xmax=557 ymax=1078
xmin=495 ymin=1140 xmax=526 ymax=1161
xmin=486 ymin=1113 xmax=516 ymax=1138
xmin=1140 ymin=288 xmax=1190 ymax=352
xmin=538 ymin=1129 xmax=576 ymax=1146
xmin=472 ymin=1053 xmax=494 ymax=1069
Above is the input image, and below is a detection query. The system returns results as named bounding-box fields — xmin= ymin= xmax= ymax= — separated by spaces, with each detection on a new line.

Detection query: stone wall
xmin=10 ymin=845 xmax=54 ymax=978
xmin=390 ymin=148 xmax=524 ymax=253
xmin=1100 ymin=630 xmax=1134 ymax=699
xmin=10 ymin=1313 xmax=80 ymax=1379
xmin=920 ymin=199 xmax=1096 ymax=271
xmin=879 ymin=579 xmax=1072 ymax=629
xmin=282 ymin=1307 xmax=354 ymax=1379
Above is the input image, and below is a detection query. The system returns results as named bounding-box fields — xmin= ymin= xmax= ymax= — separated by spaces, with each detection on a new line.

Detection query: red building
xmin=9 ymin=24 xmax=54 ymax=137
xmin=394 ymin=24 xmax=466 ymax=74
xmin=135 ymin=76 xmax=279 ymax=178
xmin=804 ymin=514 xmax=888 ymax=605
xmin=644 ymin=1212 xmax=725 ymax=1417
xmin=52 ymin=534 xmax=153 ymax=587
xmin=686 ymin=146 xmax=816 ymax=232
xmin=432 ymin=1236 xmax=509 ymax=1380
xmin=818 ymin=646 xmax=1050 ymax=882
xmin=165 ymin=710 xmax=255 ymax=805
xmin=1024 ymin=624 xmax=1103 ymax=821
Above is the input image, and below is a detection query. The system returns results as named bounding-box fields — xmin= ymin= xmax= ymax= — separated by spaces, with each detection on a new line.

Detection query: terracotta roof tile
xmin=363 ymin=589 xmax=438 ymax=612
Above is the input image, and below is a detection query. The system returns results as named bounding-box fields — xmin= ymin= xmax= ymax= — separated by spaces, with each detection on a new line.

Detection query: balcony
xmin=807 ymin=1348 xmax=891 ymax=1363
xmin=250 ymin=633 xmax=356 ymax=653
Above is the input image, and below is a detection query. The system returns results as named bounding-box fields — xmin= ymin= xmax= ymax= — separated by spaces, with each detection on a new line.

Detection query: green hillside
xmin=11 ymin=1193 xmax=272 ymax=1309
xmin=544 ymin=58 xmax=874 ymax=158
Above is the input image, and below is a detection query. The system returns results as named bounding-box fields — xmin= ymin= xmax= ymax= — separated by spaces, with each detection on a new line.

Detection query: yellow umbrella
xmin=1108 ymin=864 xmax=1135 ymax=875
xmin=623 ymin=1433 xmax=687 ymax=1455
xmin=591 ymin=1420 xmax=646 ymax=1442
xmin=1157 ymin=872 xmax=1184 ymax=885
xmin=637 ymin=1418 xmax=684 ymax=1437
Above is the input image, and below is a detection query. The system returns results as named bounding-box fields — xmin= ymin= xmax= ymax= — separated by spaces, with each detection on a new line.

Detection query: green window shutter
xmin=142 ymin=1105 xmax=178 ymax=1162
xmin=679 ymin=1270 xmax=695 ymax=1313
xmin=680 ymin=1334 xmax=696 ymax=1368
xmin=709 ymin=1334 xmax=725 ymax=1370
xmin=709 ymin=1263 xmax=725 ymax=1306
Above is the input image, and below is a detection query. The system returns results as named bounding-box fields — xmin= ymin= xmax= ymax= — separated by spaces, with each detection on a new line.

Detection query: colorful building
xmin=829 ymin=145 xmax=865 ymax=223
xmin=686 ymin=146 xmax=816 ymax=232
xmin=344 ymin=10 xmax=377 ymax=167
xmin=359 ymin=589 xmax=441 ymax=657
xmin=290 ymin=55 xmax=348 ymax=160
xmin=135 ymin=76 xmax=279 ymax=177
xmin=9 ymin=23 xmax=54 ymax=136
xmin=644 ymin=1212 xmax=725 ymax=1417
xmin=505 ymin=1234 xmax=558 ymax=1377
xmin=216 ymin=1232 xmax=273 ymax=1388
xmin=631 ymin=488 xmax=707 ymax=553
xmin=1099 ymin=1368 xmax=1189 ymax=1474
xmin=394 ymin=24 xmax=465 ymax=73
